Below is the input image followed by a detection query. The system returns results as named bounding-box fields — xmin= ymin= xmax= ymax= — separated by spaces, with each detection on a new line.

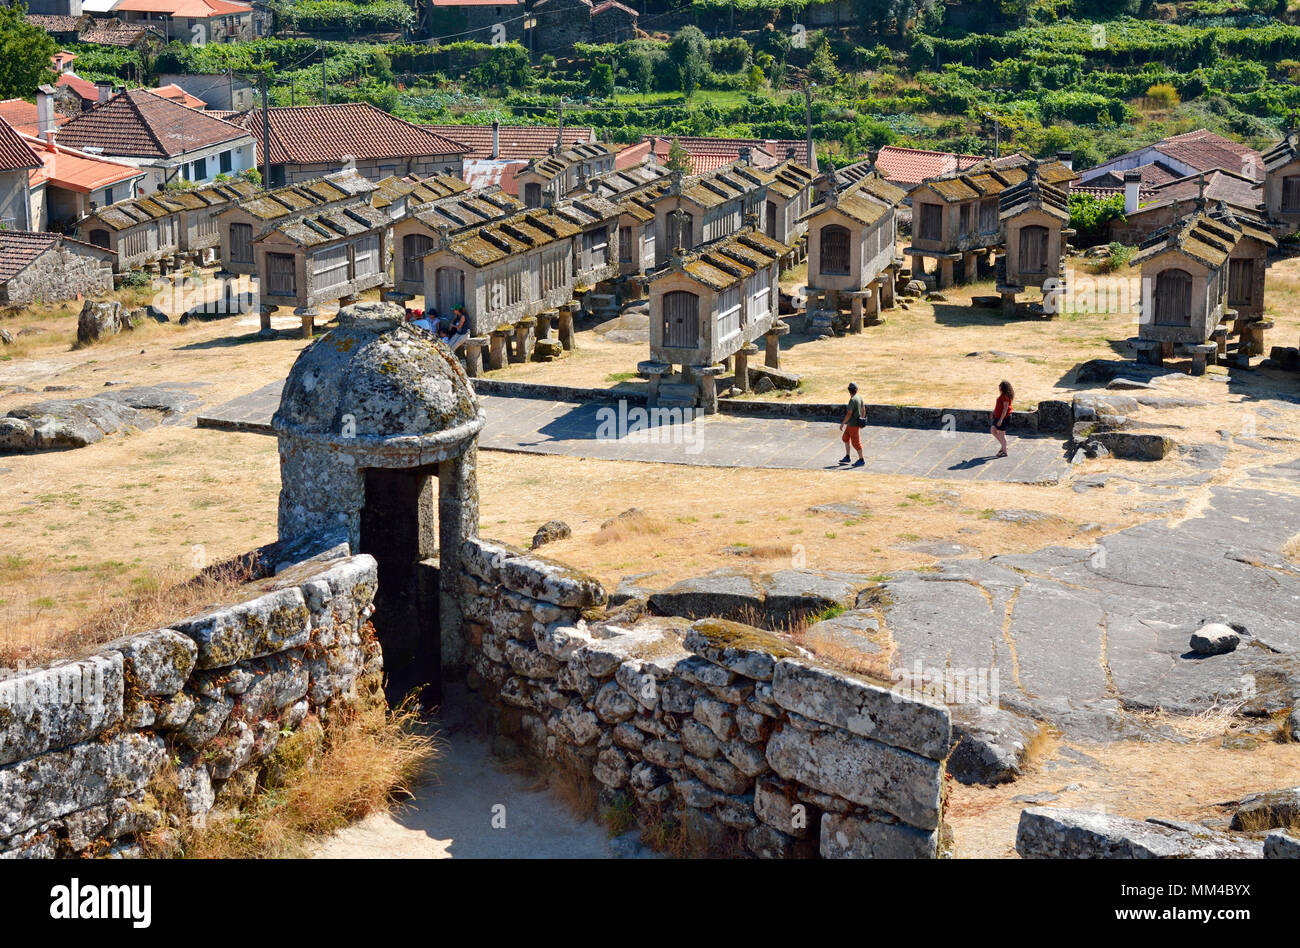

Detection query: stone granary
xmin=579 ymin=160 xmax=670 ymax=279
xmin=370 ymin=171 xmax=471 ymax=223
xmin=74 ymin=191 xmax=180 ymax=273
xmin=1129 ymin=203 xmax=1264 ymax=373
xmin=252 ymin=198 xmax=391 ymax=339
xmin=272 ymin=301 xmax=484 ymax=698
xmin=800 ymin=167 xmax=906 ymax=335
xmin=1262 ymin=129 xmax=1300 ymax=235
xmin=389 ymin=180 xmax=522 ymax=300
xmin=995 ymin=163 xmax=1073 ymax=317
xmin=905 ymin=158 xmax=1076 ymax=288
xmin=641 ymin=227 xmax=790 ymax=412
xmin=641 ymin=155 xmax=779 ymax=268
xmin=419 ymin=195 xmax=621 ymax=372
xmin=516 ymin=141 xmax=617 ymax=209
xmin=761 ymin=158 xmax=815 ymax=252
xmin=158 ymin=178 xmax=257 ymax=259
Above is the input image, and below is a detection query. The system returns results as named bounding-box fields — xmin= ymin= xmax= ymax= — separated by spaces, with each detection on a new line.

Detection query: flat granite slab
xmin=198 ymin=384 xmax=1070 ymax=484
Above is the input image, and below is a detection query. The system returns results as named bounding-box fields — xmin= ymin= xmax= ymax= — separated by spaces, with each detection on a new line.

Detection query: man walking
xmin=840 ymin=382 xmax=866 ymax=467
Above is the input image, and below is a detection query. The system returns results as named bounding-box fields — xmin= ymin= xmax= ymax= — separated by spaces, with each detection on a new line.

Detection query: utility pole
xmin=290 ymin=80 xmax=295 ymax=107
xmin=556 ymin=100 xmax=564 ymax=150
xmin=261 ymin=73 xmax=272 ymax=188
xmin=321 ymin=46 xmax=327 ymax=104
xmin=985 ymin=110 xmax=1000 ymax=159
xmin=803 ymin=81 xmax=817 ymax=173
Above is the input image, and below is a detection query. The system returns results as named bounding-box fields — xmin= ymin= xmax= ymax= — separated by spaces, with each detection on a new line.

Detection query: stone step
xmin=658 ymin=382 xmax=698 ymax=400
xmin=655 ymin=396 xmax=696 ymax=409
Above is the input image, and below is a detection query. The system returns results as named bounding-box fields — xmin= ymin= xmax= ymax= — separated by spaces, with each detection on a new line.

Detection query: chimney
xmin=95 ymin=80 xmax=113 ymax=105
xmin=738 ymin=146 xmax=752 ymax=167
xmin=36 ymin=85 xmax=56 ymax=144
xmin=491 ymin=120 xmax=500 ymax=161
xmin=1123 ymin=170 xmax=1141 ymax=215
xmin=1055 ymin=150 xmax=1073 ymax=170
xmin=786 ymin=145 xmax=796 ymax=161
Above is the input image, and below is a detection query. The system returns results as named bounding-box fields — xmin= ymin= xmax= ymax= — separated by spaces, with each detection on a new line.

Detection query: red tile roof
xmin=24 ymin=134 xmax=144 ymax=193
xmin=613 ymin=139 xmax=652 ymax=171
xmin=77 ymin=24 xmax=156 ymax=46
xmin=56 ymin=72 xmax=99 ymax=104
xmin=149 ymin=83 xmax=206 ymax=109
xmin=55 ymin=88 xmax=249 ymax=159
xmin=1155 ymin=129 xmax=1263 ymax=181
xmin=643 ymin=135 xmax=811 ymax=169
xmin=0 ymin=118 xmax=42 ymax=173
xmin=26 ymin=14 xmax=87 ymax=33
xmin=228 ymin=103 xmax=468 ymax=166
xmin=873 ymin=145 xmax=984 ymax=187
xmin=113 ymin=0 xmax=252 ymax=16
xmin=0 ymin=99 xmax=69 ymax=137
xmin=421 ymin=123 xmax=595 ymax=161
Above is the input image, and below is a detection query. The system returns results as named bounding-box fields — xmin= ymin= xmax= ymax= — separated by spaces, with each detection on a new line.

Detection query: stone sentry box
xmin=459 ymin=536 xmax=952 ymax=858
xmin=272 ymin=301 xmax=484 ymax=699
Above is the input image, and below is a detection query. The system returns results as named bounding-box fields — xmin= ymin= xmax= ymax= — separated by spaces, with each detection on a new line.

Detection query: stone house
xmin=530 ymin=0 xmax=594 ymax=51
xmin=0 ymin=118 xmax=43 ymax=231
xmin=1107 ymin=168 xmax=1263 ymax=246
xmin=644 ymin=228 xmax=789 ymax=411
xmin=1262 ymin=130 xmax=1300 ymax=235
xmin=224 ymin=103 xmax=469 ymax=188
xmin=426 ymin=0 xmax=524 ymax=43
xmin=996 ymin=164 xmax=1072 ymax=314
xmin=156 ymin=73 xmax=257 ymax=112
xmin=590 ymin=0 xmax=637 ymax=42
xmin=215 ymin=169 xmax=376 ymax=278
xmin=25 ymin=131 xmax=146 ymax=232
xmin=644 ymin=156 xmax=777 ymax=268
xmin=905 ymin=158 xmax=1075 ymax=288
xmin=1130 ymin=205 xmax=1241 ymax=370
xmin=110 ymin=0 xmax=255 ymax=43
xmin=55 ymin=88 xmax=256 ymax=191
xmin=516 ymin=141 xmax=616 ymax=209
xmin=252 ymin=201 xmax=391 ymax=329
xmin=389 ymin=182 xmax=522 ymax=298
xmin=801 ymin=170 xmax=905 ymax=329
xmin=0 ymin=230 xmax=114 ymax=304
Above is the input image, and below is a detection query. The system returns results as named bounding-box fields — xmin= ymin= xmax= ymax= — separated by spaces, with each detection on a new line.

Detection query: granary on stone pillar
xmin=579 ymin=160 xmax=670 ymax=278
xmin=760 ymin=157 xmax=815 ymax=248
xmin=161 ymin=178 xmax=258 ymax=258
xmin=252 ymin=196 xmax=390 ymax=326
xmin=216 ymin=169 xmax=376 ymax=278
xmin=1216 ymin=203 xmax=1275 ymax=320
xmin=370 ymin=172 xmax=472 ymax=223
xmin=1130 ymin=203 xmax=1244 ymax=371
xmin=905 ymin=156 xmax=1076 ymax=289
xmin=516 ymin=141 xmax=616 ymax=208
xmin=389 ymin=181 xmax=521 ymax=299
xmin=644 ymin=227 xmax=789 ymax=411
xmin=995 ymin=161 xmax=1072 ymax=315
xmin=642 ymin=155 xmax=779 ymax=267
xmin=271 ymin=300 xmax=484 ymax=700
xmin=1262 ymin=128 xmax=1300 ymax=236
xmin=74 ymin=191 xmax=181 ymax=273
xmin=799 ymin=168 xmax=906 ymax=331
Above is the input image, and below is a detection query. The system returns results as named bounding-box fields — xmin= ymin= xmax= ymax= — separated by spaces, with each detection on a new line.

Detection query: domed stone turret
xmin=272 ymin=301 xmax=484 ymax=692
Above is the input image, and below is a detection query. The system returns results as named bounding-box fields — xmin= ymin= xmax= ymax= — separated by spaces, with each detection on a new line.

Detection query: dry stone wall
xmin=459 ymin=536 xmax=953 ymax=858
xmin=0 ymin=537 xmax=382 ymax=858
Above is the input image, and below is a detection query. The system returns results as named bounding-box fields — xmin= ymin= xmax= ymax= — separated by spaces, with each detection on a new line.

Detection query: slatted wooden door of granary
xmin=663 ymin=290 xmax=699 ymax=348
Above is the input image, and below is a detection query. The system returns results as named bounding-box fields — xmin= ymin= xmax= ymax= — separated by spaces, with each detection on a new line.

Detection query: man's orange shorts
xmin=842 ymin=424 xmax=862 ymax=453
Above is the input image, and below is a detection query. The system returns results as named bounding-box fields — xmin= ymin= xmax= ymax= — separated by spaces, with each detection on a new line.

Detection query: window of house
xmin=919 ymin=203 xmax=942 ymax=241
xmin=229 ymin=222 xmax=253 ymax=263
xmin=819 ymin=224 xmax=851 ymax=276
xmin=193 ymin=157 xmax=207 ymax=180
xmin=219 ymin=150 xmax=232 ymax=174
xmin=103 ymin=187 xmax=113 ymax=205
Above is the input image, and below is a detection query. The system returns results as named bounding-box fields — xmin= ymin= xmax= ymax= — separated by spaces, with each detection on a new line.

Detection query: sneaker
xmin=851 ymin=458 xmax=865 ymax=467
xmin=839 ymin=455 xmax=851 ymax=464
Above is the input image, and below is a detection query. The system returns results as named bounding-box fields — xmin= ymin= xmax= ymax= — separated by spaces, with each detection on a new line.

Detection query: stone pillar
xmin=558 ymin=304 xmax=577 ymax=351
xmin=910 ymin=255 xmax=924 ymax=282
xmin=488 ymin=329 xmax=508 ymax=370
xmin=961 ymin=251 xmax=978 ymax=284
xmin=865 ymin=285 xmax=880 ymax=325
xmin=296 ymin=307 xmax=318 ymax=339
xmin=510 ymin=317 xmax=536 ymax=364
xmin=259 ymin=304 xmax=278 ymax=336
xmin=734 ymin=344 xmax=757 ymax=393
xmin=1212 ymin=327 xmax=1229 ymax=359
xmin=1001 ymin=292 xmax=1017 ymax=319
xmin=438 ymin=444 xmax=480 ymax=678
xmin=764 ymin=321 xmax=790 ymax=369
xmin=535 ymin=311 xmax=553 ymax=341
xmin=695 ymin=364 xmax=724 ymax=415
xmin=880 ymin=269 xmax=895 ymax=309
xmin=464 ymin=337 xmax=488 ymax=377
xmin=938 ymin=259 xmax=955 ymax=289
xmin=849 ymin=294 xmax=864 ymax=334
xmin=638 ymin=360 xmax=671 ymax=405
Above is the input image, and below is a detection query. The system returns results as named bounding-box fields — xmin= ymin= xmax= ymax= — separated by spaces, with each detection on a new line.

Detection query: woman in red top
xmin=991 ymin=380 xmax=1014 ymax=458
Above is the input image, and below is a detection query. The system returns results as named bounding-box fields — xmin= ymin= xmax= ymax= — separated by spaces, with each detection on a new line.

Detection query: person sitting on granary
xmin=409 ymin=308 xmax=440 ymax=334
xmin=445 ymin=306 xmax=469 ymax=349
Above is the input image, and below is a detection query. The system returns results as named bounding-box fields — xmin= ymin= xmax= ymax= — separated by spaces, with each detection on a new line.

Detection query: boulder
xmin=648 ymin=568 xmax=765 ymax=621
xmin=1264 ymin=830 xmax=1300 ymax=858
xmin=1190 ymin=622 xmax=1239 ymax=656
xmin=746 ymin=364 xmax=801 ymax=391
xmin=1016 ymin=807 xmax=1265 ymax=858
xmin=1230 ymin=786 xmax=1300 ymax=831
xmin=76 ymin=299 xmax=129 ymax=346
xmin=947 ymin=703 xmax=1042 ymax=785
xmin=529 ymin=519 xmax=572 ymax=550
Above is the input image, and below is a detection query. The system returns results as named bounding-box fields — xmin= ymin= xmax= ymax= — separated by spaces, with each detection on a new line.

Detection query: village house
xmin=1077 ymin=128 xmax=1263 ymax=190
xmin=224 ymin=103 xmax=468 ymax=187
xmin=426 ymin=0 xmax=524 ymax=43
xmin=23 ymin=130 xmax=146 ymax=232
xmin=905 ymin=158 xmax=1076 ymax=288
xmin=590 ymin=1 xmax=637 ymax=41
xmin=530 ymin=0 xmax=596 ymax=50
xmin=1261 ymin=130 xmax=1300 ymax=236
xmin=996 ymin=163 xmax=1073 ymax=316
xmin=389 ymin=181 xmax=522 ymax=298
xmin=1107 ymin=168 xmax=1263 ymax=245
xmin=800 ymin=167 xmax=906 ymax=333
xmin=0 ymin=230 xmax=114 ymax=304
xmin=109 ymin=0 xmax=254 ymax=43
xmin=75 ymin=18 xmax=163 ymax=49
xmin=0 ymin=119 xmax=43 ymax=231
xmin=871 ymin=144 xmax=985 ymax=191
xmin=253 ymin=199 xmax=391 ymax=337
xmin=54 ymin=88 xmax=256 ymax=190
xmin=642 ymin=135 xmax=816 ymax=174
xmin=155 ymin=73 xmax=256 ymax=112
xmin=215 ymin=169 xmax=376 ymax=279
xmin=421 ymin=122 xmax=596 ymax=163
xmin=641 ymin=227 xmax=790 ymax=412
xmin=516 ymin=141 xmax=617 ymax=209
xmin=1130 ymin=203 xmax=1257 ymax=374
xmin=25 ymin=10 xmax=89 ymax=43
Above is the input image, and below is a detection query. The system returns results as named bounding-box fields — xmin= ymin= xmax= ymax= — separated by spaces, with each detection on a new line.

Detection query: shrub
xmin=1144 ymin=81 xmax=1181 ymax=109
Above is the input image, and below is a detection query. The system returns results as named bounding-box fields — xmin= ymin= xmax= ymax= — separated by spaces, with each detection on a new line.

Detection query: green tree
xmin=665 ymin=138 xmax=692 ymax=175
xmin=668 ymin=25 xmax=709 ymax=100
xmin=809 ymin=42 xmax=840 ymax=86
xmin=0 ymin=4 xmax=56 ymax=101
xmin=587 ymin=62 xmax=614 ymax=99
xmin=625 ymin=47 xmax=654 ymax=98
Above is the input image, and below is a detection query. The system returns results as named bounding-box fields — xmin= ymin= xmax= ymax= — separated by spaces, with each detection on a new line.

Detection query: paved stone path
xmin=199 ymin=381 xmax=1070 ymax=484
